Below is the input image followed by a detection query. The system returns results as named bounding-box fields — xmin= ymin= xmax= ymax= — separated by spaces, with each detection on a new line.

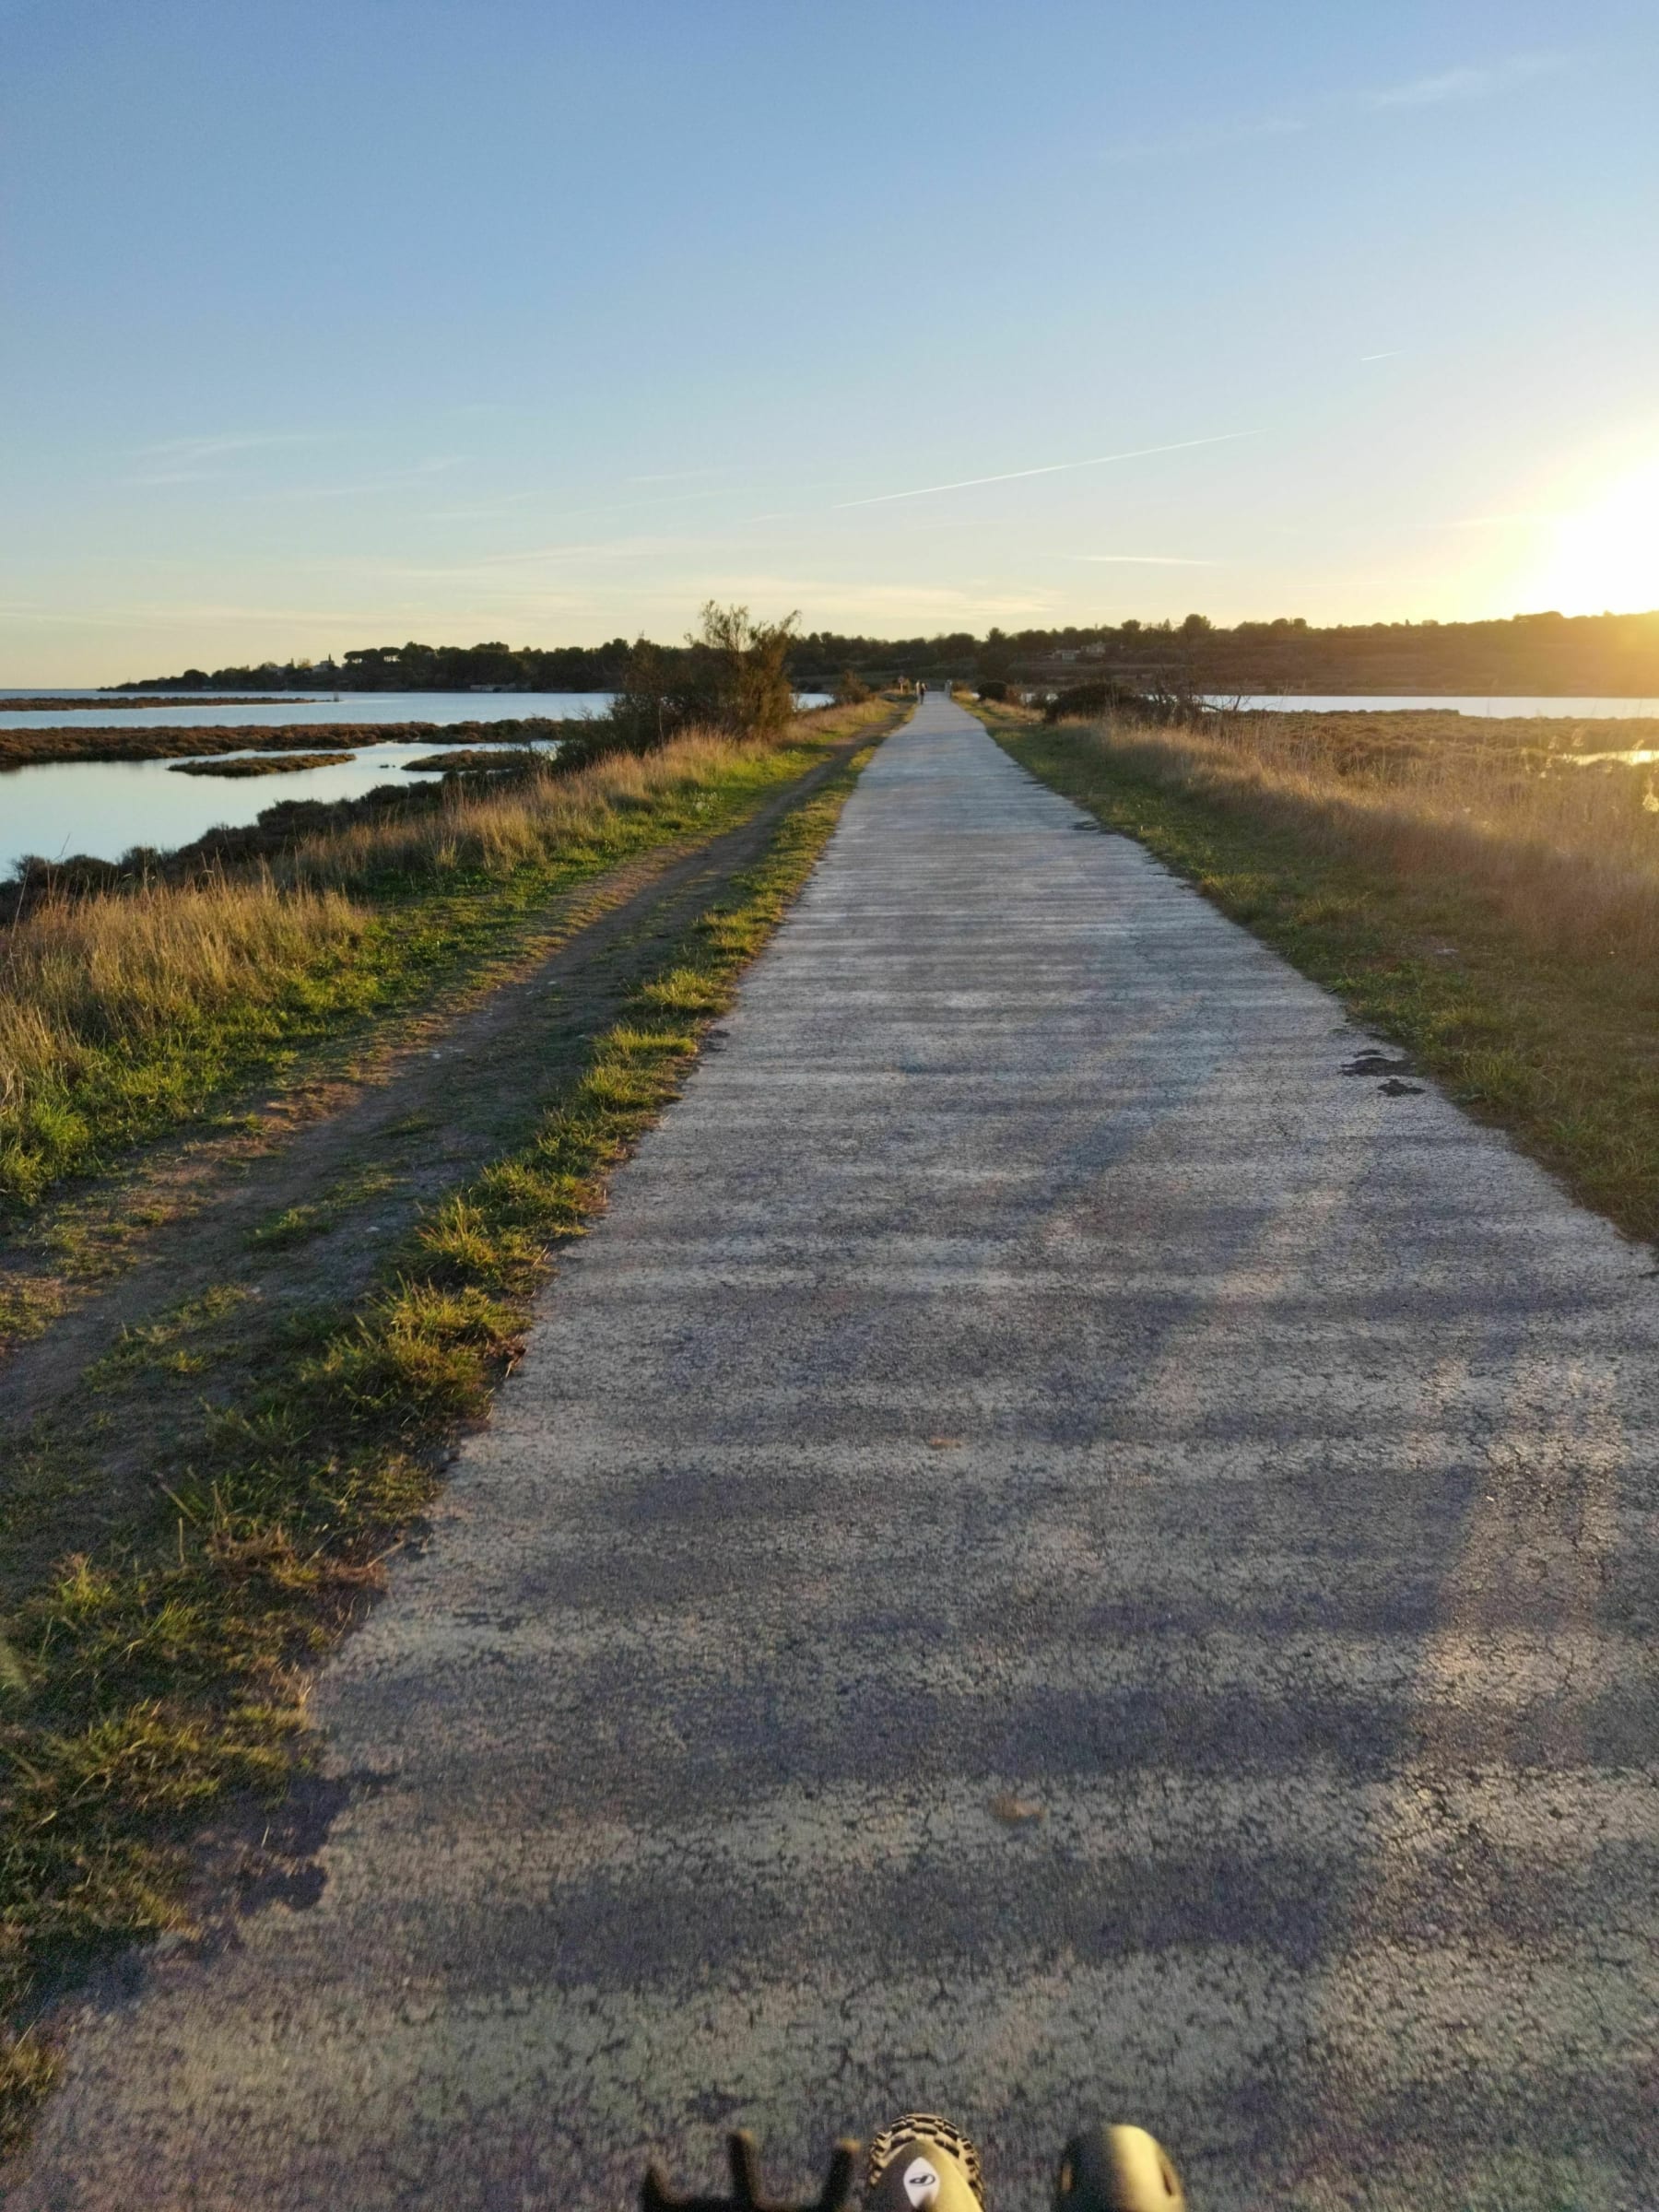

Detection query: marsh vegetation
xmin=0 ymin=696 xmax=288 ymax=713
xmin=168 ymin=752 xmax=349 ymax=779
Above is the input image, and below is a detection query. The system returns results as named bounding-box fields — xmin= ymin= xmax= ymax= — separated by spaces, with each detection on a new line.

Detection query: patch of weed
xmin=374 ymin=1112 xmax=440 ymax=1140
xmin=245 ymin=1167 xmax=397 ymax=1251
xmin=0 ymin=1283 xmax=65 ymax=1353
xmin=85 ymin=1286 xmax=257 ymax=1389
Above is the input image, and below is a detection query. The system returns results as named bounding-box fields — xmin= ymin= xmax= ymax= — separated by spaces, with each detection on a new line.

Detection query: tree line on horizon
xmin=119 ymin=605 xmax=1659 ymax=699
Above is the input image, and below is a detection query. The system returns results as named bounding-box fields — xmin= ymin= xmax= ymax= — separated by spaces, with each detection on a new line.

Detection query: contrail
xmin=1068 ymin=554 xmax=1221 ymax=566
xmin=833 ymin=430 xmax=1260 ymax=510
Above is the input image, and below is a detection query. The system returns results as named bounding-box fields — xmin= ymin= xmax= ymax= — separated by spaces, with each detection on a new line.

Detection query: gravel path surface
xmin=13 ymin=698 xmax=1659 ymax=2210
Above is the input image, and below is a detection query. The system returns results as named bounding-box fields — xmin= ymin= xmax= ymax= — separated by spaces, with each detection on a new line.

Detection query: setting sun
xmin=1531 ymin=453 xmax=1659 ymax=616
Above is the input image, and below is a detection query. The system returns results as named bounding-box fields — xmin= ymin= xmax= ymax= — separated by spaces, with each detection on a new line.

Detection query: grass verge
xmin=981 ymin=702 xmax=1659 ymax=1244
xmin=0 ymin=739 xmax=877 ymax=2148
xmin=1 ymin=710 xmax=884 ymax=1209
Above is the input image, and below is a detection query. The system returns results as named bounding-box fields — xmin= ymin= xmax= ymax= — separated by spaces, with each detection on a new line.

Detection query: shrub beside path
xmin=11 ymin=697 xmax=1659 ymax=2210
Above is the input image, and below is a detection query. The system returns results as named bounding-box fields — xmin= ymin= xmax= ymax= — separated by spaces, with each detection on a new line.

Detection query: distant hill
xmin=119 ymin=607 xmax=1659 ymax=698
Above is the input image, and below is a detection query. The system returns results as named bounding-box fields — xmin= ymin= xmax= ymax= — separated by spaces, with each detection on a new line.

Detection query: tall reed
xmin=0 ymin=877 xmax=369 ymax=1203
xmin=1083 ymin=710 xmax=1659 ymax=969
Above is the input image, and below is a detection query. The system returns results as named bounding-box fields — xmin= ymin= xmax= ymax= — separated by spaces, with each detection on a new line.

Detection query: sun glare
xmin=1530 ymin=456 xmax=1659 ymax=616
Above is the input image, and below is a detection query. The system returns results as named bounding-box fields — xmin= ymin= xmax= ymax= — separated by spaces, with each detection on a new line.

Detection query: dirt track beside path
xmin=0 ymin=728 xmax=874 ymax=1596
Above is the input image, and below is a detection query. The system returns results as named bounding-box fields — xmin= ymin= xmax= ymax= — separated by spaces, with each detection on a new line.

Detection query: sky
xmin=3 ymin=0 xmax=1657 ymax=682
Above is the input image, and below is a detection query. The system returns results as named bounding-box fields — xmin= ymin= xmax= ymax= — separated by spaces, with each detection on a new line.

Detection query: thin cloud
xmin=124 ymin=429 xmax=340 ymax=488
xmin=696 ymin=579 xmax=1057 ymax=620
xmin=1369 ymin=53 xmax=1567 ymax=109
xmin=133 ymin=430 xmax=333 ymax=465
xmin=834 ymin=431 xmax=1261 ymax=511
xmin=1108 ymin=51 xmax=1571 ymax=163
xmin=425 ymin=490 xmax=543 ymax=522
xmin=262 ymin=457 xmax=465 ymax=502
xmin=336 ymin=535 xmax=703 ymax=582
xmin=135 ymin=601 xmax=403 ymax=625
xmin=1360 ymin=349 xmax=1406 ymax=362
xmin=429 ymin=479 xmax=754 ymax=528
xmin=1066 ymin=555 xmax=1224 ymax=567
xmin=123 ymin=468 xmax=223 ymax=488
xmin=627 ymin=468 xmax=723 ymax=485
xmin=1 ymin=600 xmax=402 ymax=630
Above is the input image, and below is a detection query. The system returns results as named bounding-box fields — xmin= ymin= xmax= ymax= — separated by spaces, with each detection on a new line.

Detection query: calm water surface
xmin=0 ymin=692 xmax=832 ymax=875
xmin=0 ymin=740 xmax=552 ymax=876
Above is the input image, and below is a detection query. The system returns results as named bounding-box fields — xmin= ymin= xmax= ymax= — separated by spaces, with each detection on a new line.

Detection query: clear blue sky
xmin=4 ymin=0 xmax=1657 ymax=681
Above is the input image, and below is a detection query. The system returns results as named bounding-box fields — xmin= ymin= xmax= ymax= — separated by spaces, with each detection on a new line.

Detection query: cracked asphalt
xmin=12 ymin=697 xmax=1659 ymax=2210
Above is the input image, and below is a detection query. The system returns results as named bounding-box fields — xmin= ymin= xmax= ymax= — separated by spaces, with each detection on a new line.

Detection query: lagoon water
xmin=0 ymin=739 xmax=555 ymax=877
xmin=0 ymin=691 xmax=833 ymax=876
xmin=0 ymin=690 xmax=1650 ymax=881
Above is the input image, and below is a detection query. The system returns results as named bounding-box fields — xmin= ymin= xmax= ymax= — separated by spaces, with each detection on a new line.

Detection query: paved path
xmin=14 ymin=699 xmax=1659 ymax=2210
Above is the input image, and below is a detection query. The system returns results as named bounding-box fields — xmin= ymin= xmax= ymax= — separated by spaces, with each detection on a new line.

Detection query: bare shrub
xmin=594 ymin=603 xmax=799 ymax=759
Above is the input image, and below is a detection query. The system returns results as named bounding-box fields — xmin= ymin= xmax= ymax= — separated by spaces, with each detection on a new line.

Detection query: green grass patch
xmin=245 ymin=1167 xmax=398 ymax=1252
xmin=0 ymin=741 xmax=876 ymax=2147
xmin=85 ymin=1286 xmax=258 ymax=1388
xmin=0 ymin=1283 xmax=64 ymax=1353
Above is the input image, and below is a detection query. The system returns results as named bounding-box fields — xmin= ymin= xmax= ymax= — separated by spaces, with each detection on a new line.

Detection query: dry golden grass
xmin=279 ymin=724 xmax=766 ymax=894
xmin=1094 ymin=709 xmax=1659 ymax=968
xmin=994 ymin=702 xmax=1659 ymax=1241
xmin=0 ymin=716 xmax=853 ymax=1206
xmin=0 ymin=878 xmax=368 ymax=1168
